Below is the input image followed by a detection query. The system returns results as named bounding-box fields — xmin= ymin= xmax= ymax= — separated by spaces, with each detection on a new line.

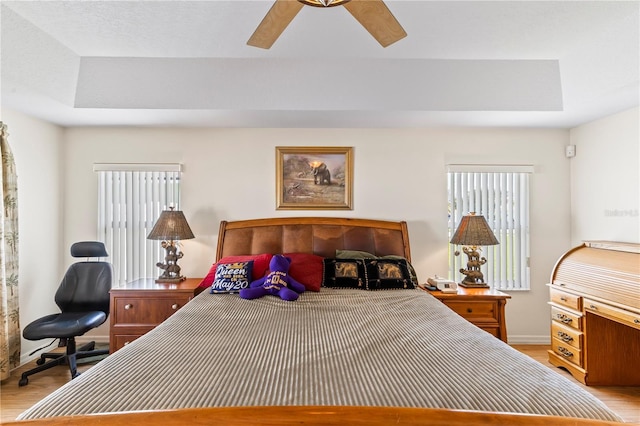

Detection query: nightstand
xmin=109 ymin=278 xmax=201 ymax=353
xmin=426 ymin=286 xmax=511 ymax=342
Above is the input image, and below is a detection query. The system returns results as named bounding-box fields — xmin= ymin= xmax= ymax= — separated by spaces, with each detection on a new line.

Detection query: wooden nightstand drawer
xmin=423 ymin=286 xmax=510 ymax=343
xmin=109 ymin=278 xmax=201 ymax=353
xmin=443 ymin=300 xmax=497 ymax=321
xmin=478 ymin=327 xmax=499 ymax=338
xmin=113 ymin=296 xmax=191 ymax=326
xmin=112 ymin=333 xmax=146 ymax=350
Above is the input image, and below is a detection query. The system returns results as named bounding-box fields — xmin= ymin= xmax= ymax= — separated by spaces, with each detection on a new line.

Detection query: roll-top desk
xmin=548 ymin=241 xmax=640 ymax=385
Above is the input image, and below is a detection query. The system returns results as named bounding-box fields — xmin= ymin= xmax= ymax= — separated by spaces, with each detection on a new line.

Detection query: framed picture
xmin=276 ymin=146 xmax=353 ymax=210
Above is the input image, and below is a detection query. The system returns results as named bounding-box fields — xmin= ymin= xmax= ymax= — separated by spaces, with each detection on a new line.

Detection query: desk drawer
xmin=551 ymin=337 xmax=583 ymax=367
xmin=551 ymin=306 xmax=582 ymax=331
xmin=551 ymin=322 xmax=582 ymax=350
xmin=550 ymin=287 xmax=581 ymax=311
xmin=584 ymin=299 xmax=640 ymax=330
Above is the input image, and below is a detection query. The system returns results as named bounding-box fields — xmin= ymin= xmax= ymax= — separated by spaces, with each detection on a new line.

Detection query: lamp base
xmin=457 ymin=245 xmax=490 ymax=289
xmin=155 ymin=240 xmax=187 ymax=284
xmin=459 ymin=281 xmax=490 ymax=289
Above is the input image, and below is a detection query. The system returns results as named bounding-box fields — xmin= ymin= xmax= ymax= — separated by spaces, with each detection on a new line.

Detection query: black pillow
xmin=322 ymin=258 xmax=367 ymax=289
xmin=364 ymin=258 xmax=415 ymax=290
xmin=335 ymin=249 xmax=420 ymax=287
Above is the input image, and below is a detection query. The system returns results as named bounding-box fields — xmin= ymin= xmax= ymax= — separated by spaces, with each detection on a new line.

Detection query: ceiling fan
xmin=247 ymin=0 xmax=407 ymax=49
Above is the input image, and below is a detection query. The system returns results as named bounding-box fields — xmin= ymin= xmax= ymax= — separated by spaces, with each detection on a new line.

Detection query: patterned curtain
xmin=0 ymin=122 xmax=20 ymax=380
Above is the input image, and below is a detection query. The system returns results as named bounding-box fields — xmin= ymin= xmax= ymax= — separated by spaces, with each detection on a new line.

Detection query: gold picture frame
xmin=276 ymin=146 xmax=353 ymax=210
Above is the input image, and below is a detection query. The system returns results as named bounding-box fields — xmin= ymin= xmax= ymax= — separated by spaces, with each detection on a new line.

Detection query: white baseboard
xmin=507 ymin=335 xmax=551 ymax=345
xmin=75 ymin=335 xmax=109 ymax=345
xmin=19 ymin=339 xmax=59 ymax=366
xmin=17 ymin=336 xmax=110 ymax=368
xmin=20 ymin=352 xmax=40 ymax=366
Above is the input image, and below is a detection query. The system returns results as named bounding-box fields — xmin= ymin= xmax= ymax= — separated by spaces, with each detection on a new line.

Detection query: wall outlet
xmin=565 ymin=145 xmax=576 ymax=158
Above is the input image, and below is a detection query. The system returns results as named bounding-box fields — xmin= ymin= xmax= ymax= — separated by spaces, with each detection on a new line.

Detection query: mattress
xmin=18 ymin=289 xmax=621 ymax=421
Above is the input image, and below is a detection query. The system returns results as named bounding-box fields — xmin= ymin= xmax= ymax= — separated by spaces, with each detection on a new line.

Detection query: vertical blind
xmin=95 ymin=164 xmax=182 ymax=286
xmin=447 ymin=165 xmax=532 ymax=290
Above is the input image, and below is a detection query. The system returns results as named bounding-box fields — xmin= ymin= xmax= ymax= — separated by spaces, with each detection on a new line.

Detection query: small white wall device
xmin=565 ymin=145 xmax=576 ymax=158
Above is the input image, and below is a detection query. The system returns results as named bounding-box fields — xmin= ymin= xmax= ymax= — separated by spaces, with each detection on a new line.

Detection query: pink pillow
xmin=198 ymin=253 xmax=273 ymax=289
xmin=283 ymin=252 xmax=324 ymax=292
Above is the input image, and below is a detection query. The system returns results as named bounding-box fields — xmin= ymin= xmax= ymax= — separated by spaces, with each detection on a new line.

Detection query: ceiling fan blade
xmin=247 ymin=0 xmax=305 ymax=49
xmin=343 ymin=0 xmax=407 ymax=47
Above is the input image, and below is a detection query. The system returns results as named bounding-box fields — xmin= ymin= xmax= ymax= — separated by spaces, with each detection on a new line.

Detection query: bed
xmin=13 ymin=217 xmax=624 ymax=425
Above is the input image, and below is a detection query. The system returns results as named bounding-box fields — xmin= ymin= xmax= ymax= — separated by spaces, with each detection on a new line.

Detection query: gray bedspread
xmin=18 ymin=289 xmax=622 ymax=421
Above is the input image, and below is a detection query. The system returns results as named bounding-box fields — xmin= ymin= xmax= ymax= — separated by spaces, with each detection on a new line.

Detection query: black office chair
xmin=19 ymin=241 xmax=112 ymax=386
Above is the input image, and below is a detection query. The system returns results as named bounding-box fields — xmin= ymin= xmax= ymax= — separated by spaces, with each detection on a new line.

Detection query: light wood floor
xmin=512 ymin=345 xmax=640 ymax=424
xmin=1 ymin=345 xmax=638 ymax=423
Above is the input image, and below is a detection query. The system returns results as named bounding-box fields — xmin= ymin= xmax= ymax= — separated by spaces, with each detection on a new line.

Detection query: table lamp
xmin=147 ymin=207 xmax=195 ymax=283
xmin=450 ymin=212 xmax=499 ymax=288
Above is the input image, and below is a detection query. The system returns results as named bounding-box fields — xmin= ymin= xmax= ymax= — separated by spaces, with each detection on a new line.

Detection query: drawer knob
xmin=466 ymin=308 xmax=473 ymax=313
xmin=557 ymin=331 xmax=573 ymax=342
xmin=172 ymin=303 xmax=179 ymax=310
xmin=557 ymin=346 xmax=573 ymax=358
xmin=556 ymin=313 xmax=573 ymax=324
xmin=560 ymin=297 xmax=567 ymax=302
xmin=124 ymin=304 xmax=133 ymax=310
xmin=634 ymin=319 xmax=640 ymax=324
xmin=589 ymin=304 xmax=597 ymax=310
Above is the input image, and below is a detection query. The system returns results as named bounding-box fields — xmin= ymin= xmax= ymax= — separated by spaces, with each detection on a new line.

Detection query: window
xmin=447 ymin=165 xmax=532 ymax=290
xmin=94 ymin=163 xmax=182 ymax=286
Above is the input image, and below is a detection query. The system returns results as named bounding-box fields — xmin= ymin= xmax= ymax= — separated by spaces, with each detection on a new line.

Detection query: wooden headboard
xmin=216 ymin=217 xmax=411 ymax=261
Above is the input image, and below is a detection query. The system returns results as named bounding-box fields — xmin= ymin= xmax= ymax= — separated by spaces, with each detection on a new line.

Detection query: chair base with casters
xmin=18 ymin=337 xmax=108 ymax=387
xmin=20 ymin=241 xmax=112 ymax=386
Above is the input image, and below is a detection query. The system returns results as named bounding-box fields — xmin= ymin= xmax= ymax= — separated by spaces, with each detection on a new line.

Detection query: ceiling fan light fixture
xmin=248 ymin=0 xmax=405 ymax=49
xmin=298 ymin=0 xmax=351 ymax=7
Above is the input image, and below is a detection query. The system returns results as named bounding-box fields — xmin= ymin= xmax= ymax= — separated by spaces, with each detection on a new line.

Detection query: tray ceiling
xmin=1 ymin=0 xmax=638 ymax=128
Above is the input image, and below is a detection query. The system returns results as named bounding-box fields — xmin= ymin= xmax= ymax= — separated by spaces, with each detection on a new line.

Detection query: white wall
xmin=63 ymin=126 xmax=572 ymax=343
xmin=2 ymin=109 xmax=65 ymax=363
xmin=569 ymin=107 xmax=640 ymax=244
xmin=7 ymin=106 xmax=638 ymax=362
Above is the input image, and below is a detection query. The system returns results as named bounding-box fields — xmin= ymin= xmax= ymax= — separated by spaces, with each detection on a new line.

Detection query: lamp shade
xmin=147 ymin=209 xmax=195 ymax=241
xmin=450 ymin=213 xmax=499 ymax=246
